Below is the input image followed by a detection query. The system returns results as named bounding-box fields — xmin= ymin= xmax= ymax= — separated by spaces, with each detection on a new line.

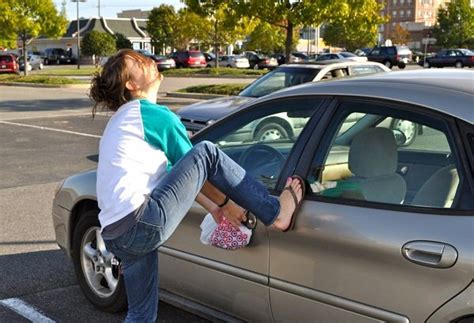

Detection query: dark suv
xmin=169 ymin=50 xmax=206 ymax=68
xmin=367 ymin=45 xmax=412 ymax=69
xmin=43 ymin=48 xmax=75 ymax=65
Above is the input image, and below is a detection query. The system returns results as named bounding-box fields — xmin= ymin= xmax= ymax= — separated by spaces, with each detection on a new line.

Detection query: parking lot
xmin=0 ymin=85 xmax=213 ymax=322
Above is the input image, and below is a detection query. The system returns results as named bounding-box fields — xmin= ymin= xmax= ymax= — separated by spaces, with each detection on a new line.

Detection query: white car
xmin=316 ymin=52 xmax=368 ymax=62
xmin=19 ymin=54 xmax=44 ymax=71
xmin=218 ymin=55 xmax=250 ymax=69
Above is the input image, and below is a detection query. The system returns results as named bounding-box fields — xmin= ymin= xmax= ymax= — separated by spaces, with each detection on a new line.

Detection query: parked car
xmin=178 ymin=60 xmax=390 ymax=134
xmin=18 ymin=54 xmax=44 ymax=71
xmin=203 ymin=52 xmax=215 ymax=67
xmin=272 ymin=53 xmax=307 ymax=65
xmin=169 ymin=50 xmax=207 ymax=68
xmin=316 ymin=52 xmax=368 ymax=62
xmin=354 ymin=48 xmax=372 ymax=56
xmin=154 ymin=55 xmax=176 ymax=71
xmin=52 ymin=70 xmax=474 ymax=322
xmin=366 ymin=45 xmax=412 ymax=69
xmin=244 ymin=51 xmax=278 ymax=69
xmin=0 ymin=54 xmax=20 ymax=74
xmin=421 ymin=48 xmax=474 ymax=68
xmin=217 ymin=55 xmax=250 ymax=69
xmin=43 ymin=48 xmax=75 ymax=65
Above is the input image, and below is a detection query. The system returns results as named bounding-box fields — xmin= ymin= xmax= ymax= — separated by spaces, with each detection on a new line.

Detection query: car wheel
xmin=424 ymin=61 xmax=430 ymax=68
xmin=398 ymin=62 xmax=406 ymax=69
xmin=455 ymin=61 xmax=463 ymax=68
xmin=38 ymin=63 xmax=44 ymax=70
xmin=254 ymin=122 xmax=289 ymax=142
xmin=384 ymin=60 xmax=393 ymax=69
xmin=390 ymin=119 xmax=417 ymax=146
xmin=226 ymin=64 xmax=232 ymax=68
xmin=72 ymin=209 xmax=127 ymax=312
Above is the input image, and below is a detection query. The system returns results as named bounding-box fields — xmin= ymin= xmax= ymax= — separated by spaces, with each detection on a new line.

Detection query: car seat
xmin=411 ymin=165 xmax=459 ymax=208
xmin=344 ymin=127 xmax=407 ymax=204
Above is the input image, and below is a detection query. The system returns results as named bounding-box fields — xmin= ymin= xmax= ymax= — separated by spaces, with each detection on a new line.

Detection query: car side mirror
xmin=392 ymin=129 xmax=406 ymax=146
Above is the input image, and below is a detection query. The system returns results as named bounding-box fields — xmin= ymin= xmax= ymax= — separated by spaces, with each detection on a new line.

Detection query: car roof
xmin=258 ymin=69 xmax=474 ymax=123
xmin=282 ymin=60 xmax=386 ymax=68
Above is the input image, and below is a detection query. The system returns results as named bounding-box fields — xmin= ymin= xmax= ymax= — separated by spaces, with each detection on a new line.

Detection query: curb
xmin=0 ymin=82 xmax=90 ymax=89
xmin=166 ymin=92 xmax=225 ymax=100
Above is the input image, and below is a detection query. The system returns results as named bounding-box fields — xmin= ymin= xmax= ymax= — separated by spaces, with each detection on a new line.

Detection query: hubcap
xmin=259 ymin=128 xmax=282 ymax=141
xmin=394 ymin=120 xmax=416 ymax=143
xmin=81 ymin=226 xmax=120 ymax=298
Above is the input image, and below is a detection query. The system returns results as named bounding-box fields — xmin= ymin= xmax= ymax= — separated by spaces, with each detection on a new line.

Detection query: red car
xmin=169 ymin=50 xmax=207 ymax=68
xmin=0 ymin=54 xmax=20 ymax=74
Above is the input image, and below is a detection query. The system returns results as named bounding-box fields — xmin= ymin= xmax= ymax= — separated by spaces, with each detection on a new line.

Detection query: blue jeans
xmin=104 ymin=141 xmax=280 ymax=322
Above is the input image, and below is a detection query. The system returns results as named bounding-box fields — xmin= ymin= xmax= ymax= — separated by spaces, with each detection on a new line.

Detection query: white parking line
xmin=0 ymin=298 xmax=55 ymax=323
xmin=0 ymin=120 xmax=101 ymax=139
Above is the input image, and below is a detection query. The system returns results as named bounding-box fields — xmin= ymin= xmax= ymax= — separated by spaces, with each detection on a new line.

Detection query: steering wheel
xmin=238 ymin=144 xmax=286 ymax=180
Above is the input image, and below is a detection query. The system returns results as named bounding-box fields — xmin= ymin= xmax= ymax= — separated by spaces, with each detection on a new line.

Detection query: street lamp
xmin=72 ymin=0 xmax=86 ymax=69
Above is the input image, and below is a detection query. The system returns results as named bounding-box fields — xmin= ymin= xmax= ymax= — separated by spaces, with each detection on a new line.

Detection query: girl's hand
xmin=221 ymin=201 xmax=247 ymax=229
xmin=210 ymin=206 xmax=224 ymax=224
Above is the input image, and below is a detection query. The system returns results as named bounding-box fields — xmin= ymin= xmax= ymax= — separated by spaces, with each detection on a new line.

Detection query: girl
xmin=89 ymin=49 xmax=303 ymax=322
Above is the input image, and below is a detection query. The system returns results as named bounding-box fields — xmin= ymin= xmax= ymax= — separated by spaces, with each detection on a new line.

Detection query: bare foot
xmin=272 ymin=177 xmax=304 ymax=231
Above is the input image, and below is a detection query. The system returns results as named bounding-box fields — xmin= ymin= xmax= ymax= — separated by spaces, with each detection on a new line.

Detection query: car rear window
xmin=0 ymin=55 xmax=13 ymax=62
xmin=340 ymin=52 xmax=357 ymax=57
xmin=189 ymin=52 xmax=203 ymax=58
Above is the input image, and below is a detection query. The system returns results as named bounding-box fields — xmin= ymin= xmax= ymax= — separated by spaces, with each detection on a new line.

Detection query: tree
xmin=81 ymin=31 xmax=117 ymax=66
xmin=0 ymin=0 xmax=67 ymax=75
xmin=173 ymin=8 xmax=212 ymax=50
xmin=147 ymin=5 xmax=177 ymax=54
xmin=115 ymin=33 xmax=132 ymax=50
xmin=234 ymin=0 xmax=336 ymax=62
xmin=185 ymin=0 xmax=252 ymax=67
xmin=322 ymin=0 xmax=386 ymax=52
xmin=433 ymin=0 xmax=474 ymax=48
xmin=244 ymin=21 xmax=297 ymax=54
xmin=390 ymin=23 xmax=410 ymax=45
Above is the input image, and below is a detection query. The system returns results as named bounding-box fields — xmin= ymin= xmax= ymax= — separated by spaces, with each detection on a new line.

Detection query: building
xmin=378 ymin=0 xmax=450 ymax=49
xmin=27 ymin=17 xmax=150 ymax=60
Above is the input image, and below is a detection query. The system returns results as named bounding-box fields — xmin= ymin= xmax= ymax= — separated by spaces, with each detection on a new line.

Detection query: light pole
xmin=72 ymin=0 xmax=86 ymax=69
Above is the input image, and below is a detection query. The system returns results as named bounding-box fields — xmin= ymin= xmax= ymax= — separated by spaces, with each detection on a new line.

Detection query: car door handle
xmin=402 ymin=241 xmax=458 ymax=268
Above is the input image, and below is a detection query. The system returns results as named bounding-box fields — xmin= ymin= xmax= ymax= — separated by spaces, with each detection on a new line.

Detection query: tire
xmin=455 ymin=61 xmax=463 ymax=68
xmin=226 ymin=64 xmax=232 ymax=68
xmin=384 ymin=60 xmax=393 ymax=69
xmin=398 ymin=61 xmax=406 ymax=69
xmin=424 ymin=61 xmax=430 ymax=68
xmin=254 ymin=122 xmax=289 ymax=142
xmin=38 ymin=63 xmax=44 ymax=70
xmin=390 ymin=119 xmax=417 ymax=146
xmin=72 ymin=209 xmax=127 ymax=312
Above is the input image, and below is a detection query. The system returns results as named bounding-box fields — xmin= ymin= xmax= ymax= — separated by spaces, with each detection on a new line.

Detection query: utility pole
xmin=98 ymin=0 xmax=101 ymax=17
xmin=72 ymin=0 xmax=86 ymax=69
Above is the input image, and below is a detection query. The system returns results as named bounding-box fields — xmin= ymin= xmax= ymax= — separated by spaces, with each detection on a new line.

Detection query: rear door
xmin=269 ymin=97 xmax=474 ymax=322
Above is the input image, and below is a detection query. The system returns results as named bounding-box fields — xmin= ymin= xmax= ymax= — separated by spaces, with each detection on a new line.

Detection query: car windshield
xmin=460 ymin=49 xmax=473 ymax=55
xmin=239 ymin=67 xmax=321 ymax=98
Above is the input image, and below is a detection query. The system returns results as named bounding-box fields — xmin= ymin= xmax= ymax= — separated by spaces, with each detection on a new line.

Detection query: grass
xmin=35 ymin=65 xmax=99 ymax=76
xmin=162 ymin=67 xmax=267 ymax=77
xmin=0 ymin=74 xmax=82 ymax=84
xmin=178 ymin=83 xmax=247 ymax=96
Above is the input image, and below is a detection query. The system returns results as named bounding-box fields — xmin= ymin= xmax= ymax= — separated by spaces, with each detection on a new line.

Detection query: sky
xmin=53 ymin=0 xmax=184 ymax=19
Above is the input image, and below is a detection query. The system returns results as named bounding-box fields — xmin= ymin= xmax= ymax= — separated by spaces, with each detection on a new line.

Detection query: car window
xmin=350 ymin=65 xmax=377 ymax=75
xmin=239 ymin=67 xmax=321 ymax=98
xmin=202 ymin=98 xmax=321 ymax=189
xmin=307 ymin=103 xmax=462 ymax=209
xmin=370 ymin=49 xmax=380 ymax=56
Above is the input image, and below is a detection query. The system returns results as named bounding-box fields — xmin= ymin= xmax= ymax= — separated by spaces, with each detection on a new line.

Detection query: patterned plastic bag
xmin=200 ymin=213 xmax=253 ymax=250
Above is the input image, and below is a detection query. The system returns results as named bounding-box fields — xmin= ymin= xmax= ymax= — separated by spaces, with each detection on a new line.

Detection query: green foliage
xmin=178 ymin=83 xmax=247 ymax=95
xmin=81 ymin=31 xmax=117 ymax=58
xmin=0 ymin=74 xmax=80 ymax=85
xmin=233 ymin=0 xmax=329 ymax=60
xmin=173 ymin=8 xmax=212 ymax=50
xmin=433 ymin=0 xmax=474 ymax=48
xmin=0 ymin=0 xmax=67 ymax=75
xmin=147 ymin=5 xmax=177 ymax=54
xmin=244 ymin=21 xmax=298 ymax=54
xmin=322 ymin=0 xmax=386 ymax=51
xmin=115 ymin=33 xmax=132 ymax=50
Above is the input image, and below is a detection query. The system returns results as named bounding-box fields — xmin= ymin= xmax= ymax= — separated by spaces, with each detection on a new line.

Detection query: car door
xmin=159 ymin=97 xmax=326 ymax=321
xmin=269 ymin=97 xmax=474 ymax=322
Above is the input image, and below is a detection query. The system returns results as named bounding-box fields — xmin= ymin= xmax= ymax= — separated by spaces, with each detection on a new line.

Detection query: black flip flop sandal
xmin=283 ymin=175 xmax=306 ymax=232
